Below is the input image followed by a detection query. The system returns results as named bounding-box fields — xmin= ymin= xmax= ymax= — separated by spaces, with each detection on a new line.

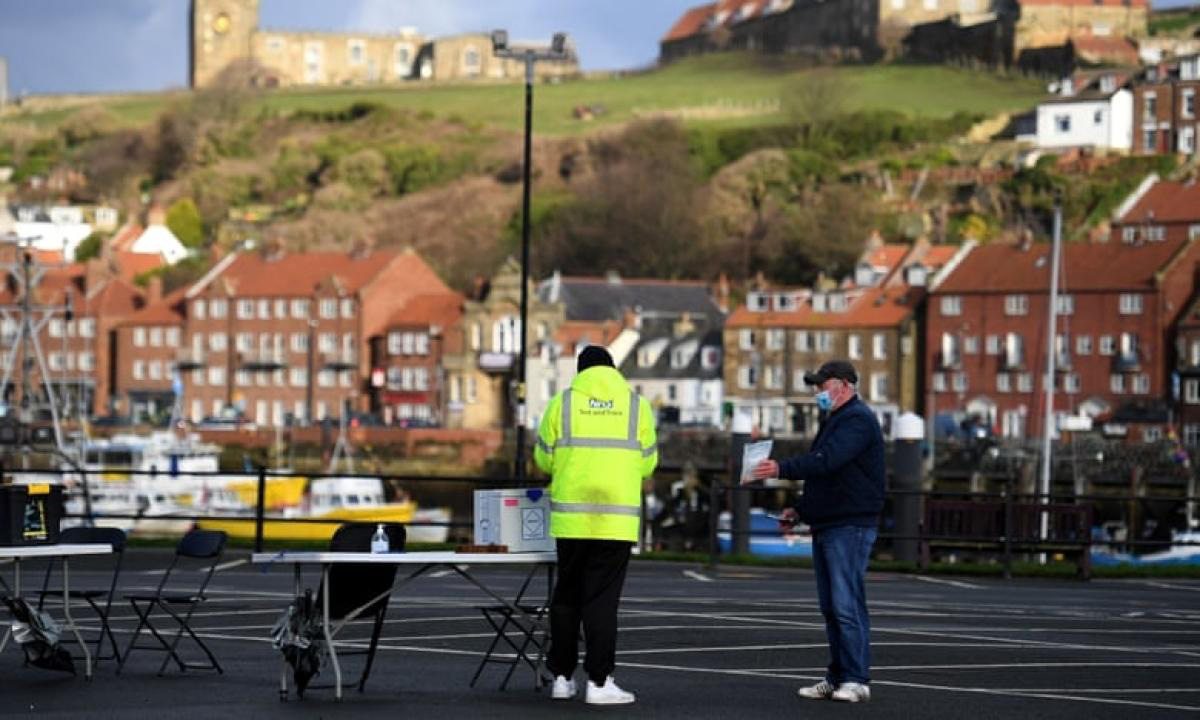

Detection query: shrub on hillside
xmin=166 ymin=198 xmax=205 ymax=248
xmin=336 ymin=148 xmax=388 ymax=194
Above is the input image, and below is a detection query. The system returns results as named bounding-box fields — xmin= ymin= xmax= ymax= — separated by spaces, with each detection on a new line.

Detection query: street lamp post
xmin=491 ymin=30 xmax=568 ymax=481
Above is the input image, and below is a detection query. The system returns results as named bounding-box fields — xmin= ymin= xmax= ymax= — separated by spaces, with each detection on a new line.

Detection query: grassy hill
xmin=4 ymin=55 xmax=1046 ymax=136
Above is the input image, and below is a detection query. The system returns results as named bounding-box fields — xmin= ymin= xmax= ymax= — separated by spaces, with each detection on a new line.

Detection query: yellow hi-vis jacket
xmin=534 ymin=365 xmax=658 ymax=542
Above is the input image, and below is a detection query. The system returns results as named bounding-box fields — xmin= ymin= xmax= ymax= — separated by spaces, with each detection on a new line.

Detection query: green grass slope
xmin=6 ymin=55 xmax=1046 ymax=136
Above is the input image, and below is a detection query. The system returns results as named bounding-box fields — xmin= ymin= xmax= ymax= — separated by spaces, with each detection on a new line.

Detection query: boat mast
xmin=1039 ymin=195 xmax=1064 ymax=552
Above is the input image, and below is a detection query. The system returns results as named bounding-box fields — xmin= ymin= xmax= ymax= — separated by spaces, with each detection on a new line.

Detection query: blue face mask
xmin=815 ymin=390 xmax=834 ymax=412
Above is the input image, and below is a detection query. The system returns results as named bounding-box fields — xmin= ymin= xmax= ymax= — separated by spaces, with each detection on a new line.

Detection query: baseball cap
xmin=803 ymin=360 xmax=859 ymax=386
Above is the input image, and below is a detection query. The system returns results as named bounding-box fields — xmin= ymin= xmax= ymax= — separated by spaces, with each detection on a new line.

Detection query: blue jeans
xmin=812 ymin=524 xmax=877 ymax=685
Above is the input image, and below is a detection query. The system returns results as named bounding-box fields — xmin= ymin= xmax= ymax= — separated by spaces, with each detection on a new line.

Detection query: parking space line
xmin=911 ymin=575 xmax=984 ymax=590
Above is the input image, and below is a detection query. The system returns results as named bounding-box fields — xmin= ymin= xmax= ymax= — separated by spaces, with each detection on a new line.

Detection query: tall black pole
xmin=514 ymin=54 xmax=533 ymax=482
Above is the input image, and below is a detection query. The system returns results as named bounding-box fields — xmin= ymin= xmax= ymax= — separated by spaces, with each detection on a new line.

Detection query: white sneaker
xmin=796 ymin=679 xmax=837 ymax=700
xmin=550 ymin=675 xmax=577 ymax=700
xmin=832 ymin=682 xmax=871 ymax=703
xmin=585 ymin=677 xmax=636 ymax=705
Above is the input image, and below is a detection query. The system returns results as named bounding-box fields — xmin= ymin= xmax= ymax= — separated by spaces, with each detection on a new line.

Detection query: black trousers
xmin=546 ymin=538 xmax=632 ymax=684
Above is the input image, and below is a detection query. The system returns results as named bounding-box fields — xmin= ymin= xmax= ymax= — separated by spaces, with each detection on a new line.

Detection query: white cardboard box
xmin=473 ymin=488 xmax=555 ymax=552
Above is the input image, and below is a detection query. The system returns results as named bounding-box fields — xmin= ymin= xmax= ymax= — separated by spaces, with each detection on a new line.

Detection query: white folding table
xmin=0 ymin=543 xmax=114 ymax=679
xmin=252 ymin=550 xmax=557 ymax=700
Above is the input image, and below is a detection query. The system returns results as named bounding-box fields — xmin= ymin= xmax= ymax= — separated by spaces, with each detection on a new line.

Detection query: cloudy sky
xmin=0 ymin=0 xmax=701 ymax=95
xmin=0 ymin=0 xmax=1193 ymax=96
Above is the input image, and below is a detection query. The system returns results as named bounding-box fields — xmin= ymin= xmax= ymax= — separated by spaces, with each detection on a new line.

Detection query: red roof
xmin=118 ymin=287 xmax=187 ymax=327
xmin=386 ymin=292 xmax=463 ymax=330
xmin=85 ymin=277 xmax=144 ymax=316
xmin=920 ymin=245 xmax=959 ymax=270
xmin=663 ymin=3 xmax=716 ymax=42
xmin=663 ymin=0 xmax=772 ymax=43
xmin=1070 ymin=35 xmax=1139 ymax=66
xmin=110 ymin=223 xmax=143 ymax=253
xmin=1119 ymin=179 xmax=1200 ymax=225
xmin=114 ymin=251 xmax=166 ymax=284
xmin=936 ymin=240 xmax=1191 ymax=293
xmin=193 ymin=249 xmax=449 ymax=298
xmin=727 ymin=286 xmax=919 ymax=329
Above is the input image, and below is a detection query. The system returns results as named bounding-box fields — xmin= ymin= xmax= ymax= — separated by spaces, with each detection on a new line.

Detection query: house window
xmin=318 ymin=370 xmax=334 ymax=388
xmin=290 ymin=368 xmax=307 ymax=387
xmin=208 ymin=366 xmax=225 ymax=385
xmin=341 ymin=299 xmax=354 ymax=318
xmin=1184 ymin=89 xmax=1197 ymax=119
xmin=209 ymin=332 xmax=227 ymax=351
xmin=1110 ymin=374 xmax=1125 ymax=393
xmin=765 ymin=365 xmax=784 ymax=390
xmin=1132 ymin=373 xmax=1150 ymax=394
xmin=148 ymin=327 xmax=162 ymax=347
xmin=291 ymin=333 xmax=308 ymax=353
xmin=870 ymin=373 xmax=888 ymax=402
xmin=237 ymin=299 xmax=254 ymax=319
xmin=739 ymin=329 xmax=756 ymax=351
xmin=388 ymin=332 xmax=403 ymax=354
xmin=463 ymin=45 xmax=481 ymax=73
xmin=1055 ymin=114 xmax=1071 ymax=133
xmin=985 ymin=335 xmax=1001 ymax=355
xmin=932 ymin=373 xmax=946 ymax=392
xmin=258 ymin=299 xmax=270 ymax=318
xmin=794 ymin=330 xmax=810 ymax=352
xmin=766 ymin=329 xmax=785 ymax=350
xmin=492 ymin=316 xmax=520 ymax=354
xmin=291 ymin=299 xmax=310 ymax=319
xmin=275 ymin=299 xmax=288 ymax=318
xmin=952 ymin=373 xmax=967 ymax=392
xmin=319 ymin=332 xmax=337 ymax=354
xmin=470 ymin=323 xmax=481 ymax=351
xmin=210 ymin=299 xmax=227 ymax=318
xmin=1093 ymin=108 xmax=1104 ymax=125
xmin=236 ymin=332 xmax=254 ymax=352
xmin=739 ymin=365 xmax=757 ymax=389
xmin=318 ymin=299 xmax=336 ymax=319
xmin=1056 ymin=295 xmax=1074 ymax=315
xmin=873 ymin=333 xmax=886 ymax=360
xmin=132 ymin=360 xmax=144 ymax=379
xmin=1017 ymin=373 xmax=1033 ymax=393
xmin=1187 ymin=424 xmax=1200 ymax=447
xmin=133 ymin=328 xmax=146 ymax=347
xmin=79 ymin=352 xmax=94 ymax=371
xmin=193 ymin=300 xmax=206 ymax=320
xmin=963 ymin=336 xmax=979 ymax=355
xmin=901 ymin=336 xmax=913 ymax=356
xmin=847 ymin=334 xmax=862 ymax=360
xmin=79 ymin=319 xmax=95 ymax=338
xmin=1004 ymin=295 xmax=1028 ymax=315
xmin=1099 ymin=335 xmax=1115 ymax=355
xmin=940 ymin=296 xmax=962 ymax=316
xmin=1119 ymin=294 xmax=1142 ymax=315
xmin=348 ymin=39 xmax=365 ymax=65
xmin=394 ymin=42 xmax=413 ymax=74
xmin=815 ymin=332 xmax=833 ymax=352
xmin=1183 ymin=127 xmax=1197 ymax=155
xmin=1144 ymin=427 xmax=1163 ymax=443
xmin=996 ymin=373 xmax=1011 ymax=393
xmin=1143 ymin=129 xmax=1156 ymax=152
xmin=1064 ymin=373 xmax=1081 ymax=394
xmin=1185 ymin=379 xmax=1200 ymax=404
xmin=1076 ymin=335 xmax=1092 ymax=355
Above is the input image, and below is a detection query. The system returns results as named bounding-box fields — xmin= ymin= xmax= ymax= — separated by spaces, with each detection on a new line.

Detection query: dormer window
xmin=1099 ymin=74 xmax=1116 ymax=93
xmin=906 ymin=264 xmax=927 ymax=287
xmin=854 ymin=263 xmax=876 ymax=286
xmin=775 ymin=293 xmax=795 ymax=311
xmin=828 ymin=293 xmax=848 ymax=312
xmin=812 ymin=293 xmax=827 ymax=312
xmin=701 ymin=347 xmax=720 ymax=370
xmin=748 ymin=292 xmax=768 ymax=312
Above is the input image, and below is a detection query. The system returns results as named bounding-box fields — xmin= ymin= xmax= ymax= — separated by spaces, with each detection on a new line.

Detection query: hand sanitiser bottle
xmin=371 ymin=524 xmax=389 ymax=553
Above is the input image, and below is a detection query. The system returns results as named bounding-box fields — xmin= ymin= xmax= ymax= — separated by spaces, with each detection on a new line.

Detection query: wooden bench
xmin=919 ymin=499 xmax=1093 ymax=579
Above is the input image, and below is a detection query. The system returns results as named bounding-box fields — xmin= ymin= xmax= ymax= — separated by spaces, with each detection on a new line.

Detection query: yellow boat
xmin=199 ymin=476 xmax=416 ymax=542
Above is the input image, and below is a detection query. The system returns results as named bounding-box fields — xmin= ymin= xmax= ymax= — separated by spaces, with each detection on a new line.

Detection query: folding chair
xmin=300 ymin=522 xmax=406 ymax=697
xmin=36 ymin=526 xmax=127 ymax=666
xmin=469 ymin=564 xmax=553 ymax=691
xmin=116 ymin=529 xmax=227 ymax=676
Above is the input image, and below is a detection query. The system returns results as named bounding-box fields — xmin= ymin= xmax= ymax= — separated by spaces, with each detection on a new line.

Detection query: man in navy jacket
xmin=752 ymin=360 xmax=884 ymax=703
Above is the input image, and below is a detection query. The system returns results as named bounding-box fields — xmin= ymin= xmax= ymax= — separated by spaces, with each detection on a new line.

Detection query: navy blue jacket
xmin=778 ymin=396 xmax=885 ymax=530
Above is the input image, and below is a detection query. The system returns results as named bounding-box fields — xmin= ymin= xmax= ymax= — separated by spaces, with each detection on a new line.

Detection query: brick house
xmin=0 ymin=253 xmax=145 ymax=417
xmin=177 ymin=248 xmax=452 ymax=426
xmin=928 ymin=195 xmax=1200 ymax=440
xmin=367 ymin=291 xmax=463 ymax=426
xmin=112 ymin=286 xmax=186 ymax=422
xmin=444 ymin=257 xmax=561 ymax=431
xmin=723 ymin=241 xmax=957 ymax=437
xmin=1131 ymin=54 xmax=1200 ymax=157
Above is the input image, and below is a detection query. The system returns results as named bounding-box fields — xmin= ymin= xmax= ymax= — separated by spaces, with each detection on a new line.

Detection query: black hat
xmin=803 ymin=360 xmax=858 ymax=386
xmin=577 ymin=345 xmax=614 ymax=372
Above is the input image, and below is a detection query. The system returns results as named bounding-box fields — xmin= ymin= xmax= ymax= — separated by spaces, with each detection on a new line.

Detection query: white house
xmin=10 ymin=204 xmax=93 ymax=259
xmin=130 ymin=223 xmax=189 ymax=265
xmin=1036 ymin=78 xmax=1133 ymax=152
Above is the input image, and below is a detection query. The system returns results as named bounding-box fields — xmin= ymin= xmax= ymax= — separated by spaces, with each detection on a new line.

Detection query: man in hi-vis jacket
xmin=534 ymin=345 xmax=657 ymax=705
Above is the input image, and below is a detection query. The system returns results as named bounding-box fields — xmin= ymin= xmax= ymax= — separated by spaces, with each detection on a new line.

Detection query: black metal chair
xmin=302 ymin=522 xmax=406 ymax=696
xmin=116 ymin=529 xmax=227 ymax=676
xmin=36 ymin=526 xmax=127 ymax=666
xmin=469 ymin=563 xmax=552 ymax=691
